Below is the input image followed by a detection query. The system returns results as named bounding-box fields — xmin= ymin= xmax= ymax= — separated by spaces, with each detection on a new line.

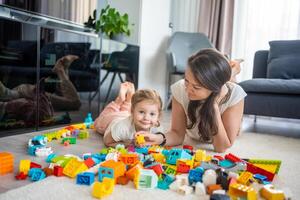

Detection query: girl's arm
xmin=142 ymin=97 xmax=187 ymax=146
xmin=103 ymin=131 xmax=132 ymax=147
xmin=212 ymin=99 xmax=244 ymax=152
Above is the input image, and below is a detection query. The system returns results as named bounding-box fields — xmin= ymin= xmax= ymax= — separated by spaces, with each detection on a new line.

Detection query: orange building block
xmin=207 ymin=184 xmax=222 ymax=195
xmin=100 ymin=160 xmax=126 ymax=180
xmin=119 ymin=154 xmax=139 ymax=166
xmin=125 ymin=162 xmax=143 ymax=181
xmin=0 ymin=152 xmax=14 ymax=175
xmin=116 ymin=175 xmax=130 ymax=185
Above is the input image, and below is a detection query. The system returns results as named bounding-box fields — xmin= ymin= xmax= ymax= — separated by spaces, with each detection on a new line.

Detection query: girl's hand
xmin=141 ymin=132 xmax=164 ymax=146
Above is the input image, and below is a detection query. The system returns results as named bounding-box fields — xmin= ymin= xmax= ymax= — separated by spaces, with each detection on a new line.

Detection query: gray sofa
xmin=239 ymin=40 xmax=300 ymax=119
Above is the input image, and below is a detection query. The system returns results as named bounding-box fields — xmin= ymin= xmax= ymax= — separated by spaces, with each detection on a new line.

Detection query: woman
xmin=143 ymin=48 xmax=246 ymax=152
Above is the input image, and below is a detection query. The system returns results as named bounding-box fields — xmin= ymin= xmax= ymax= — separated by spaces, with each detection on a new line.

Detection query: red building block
xmin=30 ymin=162 xmax=42 ymax=169
xmin=53 ymin=166 xmax=64 ymax=176
xmin=15 ymin=172 xmax=28 ymax=180
xmin=225 ymin=153 xmax=242 ymax=163
xmin=246 ymin=162 xmax=275 ymax=181
xmin=84 ymin=157 xmax=95 ymax=168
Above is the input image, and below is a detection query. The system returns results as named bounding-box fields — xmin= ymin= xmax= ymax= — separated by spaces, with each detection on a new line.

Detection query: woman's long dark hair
xmin=186 ymin=48 xmax=232 ymax=142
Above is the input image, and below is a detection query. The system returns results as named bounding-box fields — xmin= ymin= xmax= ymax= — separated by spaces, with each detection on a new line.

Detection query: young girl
xmin=142 ymin=49 xmax=247 ymax=152
xmin=94 ymin=82 xmax=163 ymax=147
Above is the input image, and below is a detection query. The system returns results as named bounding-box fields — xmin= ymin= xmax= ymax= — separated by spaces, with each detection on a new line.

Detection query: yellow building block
xmin=249 ymin=159 xmax=281 ymax=174
xmin=92 ymin=178 xmax=115 ymax=199
xmin=151 ymin=153 xmax=165 ymax=163
xmin=135 ymin=134 xmax=145 ymax=145
xmin=194 ymin=149 xmax=206 ymax=162
xmin=228 ymin=183 xmax=257 ymax=200
xmin=260 ymin=184 xmax=285 ymax=200
xmin=237 ymin=171 xmax=253 ymax=185
xmin=63 ymin=158 xmax=88 ymax=178
xmin=19 ymin=160 xmax=31 ymax=175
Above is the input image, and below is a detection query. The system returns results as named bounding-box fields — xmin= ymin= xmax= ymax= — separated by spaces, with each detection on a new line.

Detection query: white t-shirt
xmin=104 ymin=116 xmax=164 ymax=142
xmin=171 ymin=79 xmax=247 ymax=141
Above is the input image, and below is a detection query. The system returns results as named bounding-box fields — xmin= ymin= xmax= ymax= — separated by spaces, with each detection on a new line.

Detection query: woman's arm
xmin=142 ymin=97 xmax=187 ymax=146
xmin=164 ymin=97 xmax=187 ymax=146
xmin=212 ymin=100 xmax=244 ymax=152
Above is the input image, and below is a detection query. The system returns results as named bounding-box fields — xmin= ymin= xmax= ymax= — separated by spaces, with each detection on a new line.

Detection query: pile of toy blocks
xmin=37 ymin=144 xmax=288 ymax=200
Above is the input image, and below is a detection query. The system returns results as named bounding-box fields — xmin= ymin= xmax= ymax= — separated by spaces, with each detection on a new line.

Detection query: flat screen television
xmin=0 ymin=0 xmax=97 ymax=25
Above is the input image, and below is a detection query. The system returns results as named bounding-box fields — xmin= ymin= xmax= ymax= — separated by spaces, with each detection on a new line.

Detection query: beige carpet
xmin=0 ymin=131 xmax=299 ymax=199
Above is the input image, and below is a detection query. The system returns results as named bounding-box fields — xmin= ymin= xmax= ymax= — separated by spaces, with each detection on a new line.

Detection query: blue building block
xmin=157 ymin=173 xmax=175 ymax=190
xmin=188 ymin=167 xmax=204 ymax=184
xmin=135 ymin=147 xmax=149 ymax=154
xmin=28 ymin=168 xmax=46 ymax=181
xmin=28 ymin=146 xmax=37 ymax=156
xmin=84 ymin=113 xmax=93 ymax=128
xmin=76 ymin=172 xmax=95 ymax=185
xmin=165 ymin=149 xmax=192 ymax=165
xmin=98 ymin=166 xmax=114 ymax=182
xmin=219 ymin=159 xmax=235 ymax=168
xmin=46 ymin=153 xmax=57 ymax=163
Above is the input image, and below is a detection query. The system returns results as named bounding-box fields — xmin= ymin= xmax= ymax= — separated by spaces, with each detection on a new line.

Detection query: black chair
xmin=165 ymin=32 xmax=213 ymax=107
xmin=100 ymin=44 xmax=139 ymax=102
xmin=239 ymin=40 xmax=300 ymax=120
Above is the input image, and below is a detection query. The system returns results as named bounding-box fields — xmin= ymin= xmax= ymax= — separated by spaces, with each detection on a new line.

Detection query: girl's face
xmin=184 ymin=67 xmax=212 ymax=100
xmin=132 ymin=100 xmax=160 ymax=131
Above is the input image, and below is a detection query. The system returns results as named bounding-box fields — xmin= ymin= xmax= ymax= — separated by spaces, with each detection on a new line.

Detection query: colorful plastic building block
xmin=63 ymin=158 xmax=88 ymax=178
xmin=19 ymin=160 xmax=31 ymax=175
xmin=76 ymin=172 xmax=95 ymax=185
xmin=135 ymin=133 xmax=146 ymax=145
xmin=188 ymin=167 xmax=204 ymax=184
xmin=99 ymin=160 xmax=126 ymax=181
xmin=248 ymin=159 xmax=282 ymax=174
xmin=84 ymin=157 xmax=95 ymax=168
xmin=92 ymin=178 xmax=115 ymax=199
xmin=116 ymin=175 xmax=130 ymax=185
xmin=165 ymin=149 xmax=192 ymax=165
xmin=134 ymin=169 xmax=158 ymax=189
xmin=225 ymin=153 xmax=243 ymax=163
xmin=118 ymin=153 xmax=137 ymax=165
xmin=61 ymin=137 xmax=76 ymax=144
xmin=157 ymin=173 xmax=175 ymax=190
xmin=126 ymin=162 xmax=143 ymax=181
xmin=228 ymin=183 xmax=257 ymax=200
xmin=53 ymin=166 xmax=64 ymax=176
xmin=28 ymin=168 xmax=46 ymax=181
xmin=15 ymin=172 xmax=28 ymax=180
xmin=260 ymin=184 xmax=285 ymax=200
xmin=246 ymin=162 xmax=275 ymax=181
xmin=0 ymin=152 xmax=14 ymax=175
xmin=78 ymin=130 xmax=89 ymax=139
xmin=237 ymin=171 xmax=253 ymax=186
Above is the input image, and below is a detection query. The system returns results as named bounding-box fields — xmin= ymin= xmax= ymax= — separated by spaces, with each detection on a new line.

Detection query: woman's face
xmin=184 ymin=67 xmax=212 ymax=100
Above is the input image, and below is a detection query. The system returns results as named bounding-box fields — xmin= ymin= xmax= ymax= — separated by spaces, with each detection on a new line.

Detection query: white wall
xmin=99 ymin=0 xmax=141 ymax=45
xmin=138 ymin=0 xmax=171 ymax=104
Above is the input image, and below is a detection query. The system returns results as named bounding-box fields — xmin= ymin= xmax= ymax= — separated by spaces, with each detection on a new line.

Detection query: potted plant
xmin=84 ymin=5 xmax=132 ymax=39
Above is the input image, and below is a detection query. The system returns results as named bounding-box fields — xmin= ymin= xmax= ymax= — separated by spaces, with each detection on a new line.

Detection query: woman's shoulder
xmin=228 ymin=82 xmax=247 ymax=97
xmin=226 ymin=82 xmax=247 ymax=106
xmin=170 ymin=79 xmax=189 ymax=108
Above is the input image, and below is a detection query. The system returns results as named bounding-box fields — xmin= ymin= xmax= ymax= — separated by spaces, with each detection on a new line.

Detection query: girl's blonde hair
xmin=131 ymin=89 xmax=163 ymax=115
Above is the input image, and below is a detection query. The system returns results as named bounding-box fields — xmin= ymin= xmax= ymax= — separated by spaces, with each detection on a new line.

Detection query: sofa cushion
xmin=239 ymin=78 xmax=300 ymax=95
xmin=267 ymin=40 xmax=300 ymax=79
